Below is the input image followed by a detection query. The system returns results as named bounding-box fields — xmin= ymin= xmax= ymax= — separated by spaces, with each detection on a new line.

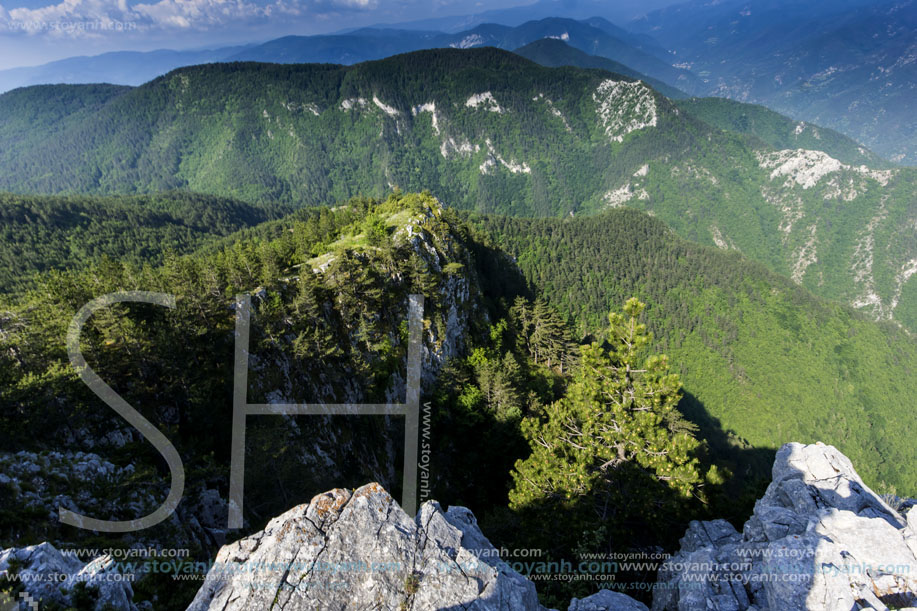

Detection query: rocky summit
xmin=185 ymin=481 xmax=649 ymax=611
xmin=654 ymin=442 xmax=917 ymax=611
xmin=185 ymin=442 xmax=917 ymax=610
xmin=186 ymin=482 xmax=547 ymax=610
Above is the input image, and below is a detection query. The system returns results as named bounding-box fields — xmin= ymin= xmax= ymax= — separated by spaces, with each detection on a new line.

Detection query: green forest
xmin=473 ymin=210 xmax=917 ymax=495
xmin=0 ymin=192 xmax=287 ymax=292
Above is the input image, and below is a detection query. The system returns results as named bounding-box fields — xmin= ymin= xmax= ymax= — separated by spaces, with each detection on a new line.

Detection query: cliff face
xmin=654 ymin=442 xmax=917 ymax=611
xmin=238 ymin=197 xmax=483 ymax=501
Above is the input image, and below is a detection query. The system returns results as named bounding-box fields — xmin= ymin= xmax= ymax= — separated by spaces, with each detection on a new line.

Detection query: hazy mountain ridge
xmin=514 ymin=38 xmax=687 ymax=99
xmin=365 ymin=0 xmax=679 ymax=33
xmin=226 ymin=17 xmax=698 ymax=92
xmin=0 ymin=17 xmax=694 ymax=97
xmin=633 ymin=0 xmax=917 ymax=164
xmin=0 ymin=47 xmax=251 ymax=94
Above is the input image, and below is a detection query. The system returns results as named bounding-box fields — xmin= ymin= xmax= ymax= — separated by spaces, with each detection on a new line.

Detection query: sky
xmin=0 ymin=0 xmax=537 ymax=69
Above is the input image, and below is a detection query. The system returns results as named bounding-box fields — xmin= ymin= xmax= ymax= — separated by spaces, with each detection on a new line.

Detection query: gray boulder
xmin=653 ymin=442 xmax=917 ymax=611
xmin=0 ymin=542 xmax=136 ymax=610
xmin=568 ymin=589 xmax=649 ymax=610
xmin=187 ymin=482 xmax=547 ymax=610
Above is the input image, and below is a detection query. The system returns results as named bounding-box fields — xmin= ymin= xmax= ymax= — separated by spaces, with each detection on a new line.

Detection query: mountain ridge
xmin=0 ymin=48 xmax=913 ymax=333
xmin=0 ymin=17 xmax=695 ymax=96
xmin=514 ymin=38 xmax=687 ymax=99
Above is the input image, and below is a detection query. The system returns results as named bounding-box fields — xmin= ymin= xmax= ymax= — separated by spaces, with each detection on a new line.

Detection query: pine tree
xmin=509 ymin=298 xmax=702 ymax=516
xmin=511 ymin=297 xmax=576 ymax=373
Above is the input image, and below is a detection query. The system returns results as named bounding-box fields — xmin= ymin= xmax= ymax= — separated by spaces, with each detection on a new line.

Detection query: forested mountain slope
xmin=0 ymin=193 xmax=500 ymax=556
xmin=1 ymin=48 xmax=913 ymax=332
xmin=474 ymin=209 xmax=917 ymax=494
xmin=514 ymin=39 xmax=890 ymax=166
xmin=0 ymin=192 xmax=284 ymax=292
xmin=674 ymin=97 xmax=889 ymax=168
xmin=514 ymin=38 xmax=893 ymax=168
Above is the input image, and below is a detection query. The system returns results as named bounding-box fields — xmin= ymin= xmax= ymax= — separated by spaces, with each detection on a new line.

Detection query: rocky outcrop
xmin=0 ymin=450 xmax=228 ymax=554
xmin=2 ymin=480 xmax=653 ymax=611
xmin=0 ymin=542 xmax=136 ymax=610
xmin=227 ymin=196 xmax=485 ymax=527
xmin=188 ymin=482 xmax=546 ymax=610
xmin=654 ymin=442 xmax=917 ymax=611
xmin=569 ymin=589 xmax=649 ymax=610
xmin=0 ymin=451 xmax=150 ymax=523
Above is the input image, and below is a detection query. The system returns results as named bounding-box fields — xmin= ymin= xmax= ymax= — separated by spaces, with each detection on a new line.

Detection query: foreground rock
xmin=569 ymin=589 xmax=649 ymax=610
xmin=654 ymin=442 xmax=917 ymax=611
xmin=188 ymin=482 xmax=547 ymax=610
xmin=0 ymin=542 xmax=136 ymax=610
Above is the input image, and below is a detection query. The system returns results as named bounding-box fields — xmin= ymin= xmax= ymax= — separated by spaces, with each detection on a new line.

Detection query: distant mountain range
xmin=632 ymin=0 xmax=917 ymax=164
xmin=515 ymin=38 xmax=687 ymax=99
xmin=0 ymin=47 xmax=251 ymax=95
xmin=359 ymin=0 xmax=679 ymax=33
xmin=3 ymin=2 xmax=913 ymax=165
xmin=0 ymin=17 xmax=693 ymax=96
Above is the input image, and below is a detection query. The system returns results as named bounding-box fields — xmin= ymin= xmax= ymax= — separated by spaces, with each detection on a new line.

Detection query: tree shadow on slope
xmin=678 ymin=389 xmax=776 ymax=528
xmin=474 ymin=388 xmax=777 ymax=609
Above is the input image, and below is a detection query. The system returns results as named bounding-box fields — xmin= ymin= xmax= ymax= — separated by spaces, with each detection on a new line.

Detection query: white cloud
xmin=332 ymin=0 xmax=375 ymax=7
xmin=0 ymin=0 xmax=375 ymax=37
xmin=132 ymin=0 xmax=274 ymax=29
xmin=2 ymin=0 xmax=131 ymax=36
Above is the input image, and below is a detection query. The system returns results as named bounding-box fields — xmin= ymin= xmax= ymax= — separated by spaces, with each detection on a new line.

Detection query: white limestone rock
xmin=654 ymin=442 xmax=917 ymax=611
xmin=569 ymin=589 xmax=649 ymax=610
xmin=592 ymin=80 xmax=658 ymax=143
xmin=0 ymin=543 xmax=136 ymax=611
xmin=187 ymin=483 xmax=546 ymax=610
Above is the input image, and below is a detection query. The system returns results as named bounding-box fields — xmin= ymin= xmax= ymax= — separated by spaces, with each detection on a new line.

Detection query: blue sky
xmin=0 ymin=0 xmax=535 ymax=69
